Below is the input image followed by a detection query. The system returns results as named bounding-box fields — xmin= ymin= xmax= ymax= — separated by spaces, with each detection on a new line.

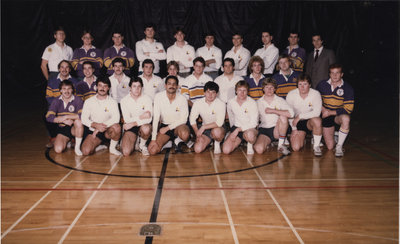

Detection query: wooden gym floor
xmin=1 ymin=94 xmax=398 ymax=243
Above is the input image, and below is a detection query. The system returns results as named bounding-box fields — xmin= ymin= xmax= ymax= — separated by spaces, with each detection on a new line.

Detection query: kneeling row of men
xmin=46 ymin=70 xmax=352 ymax=157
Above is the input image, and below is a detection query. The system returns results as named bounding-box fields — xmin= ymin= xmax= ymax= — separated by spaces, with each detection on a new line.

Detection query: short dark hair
xmin=81 ymin=30 xmax=93 ymax=38
xmin=204 ymin=81 xmax=219 ymax=93
xmin=262 ymin=30 xmax=273 ymax=36
xmin=193 ymin=57 xmax=206 ymax=67
xmin=235 ymin=80 xmax=249 ymax=92
xmin=112 ymin=57 xmax=126 ymax=67
xmin=142 ymin=59 xmax=155 ymax=69
xmin=112 ymin=30 xmax=124 ymax=37
xmin=165 ymin=75 xmax=179 ymax=85
xmin=96 ymin=76 xmax=111 ymax=87
xmin=312 ymin=33 xmax=323 ymax=41
xmin=223 ymin=58 xmax=235 ymax=67
xmin=58 ymin=60 xmax=72 ymax=70
xmin=232 ymin=33 xmax=243 ymax=38
xmin=82 ymin=61 xmax=95 ymax=69
xmin=289 ymin=30 xmax=299 ymax=37
xmin=59 ymin=79 xmax=75 ymax=93
xmin=144 ymin=23 xmax=155 ymax=31
xmin=329 ymin=63 xmax=343 ymax=72
xmin=297 ymin=73 xmax=312 ymax=86
xmin=174 ymin=27 xmax=185 ymax=36
xmin=278 ymin=54 xmax=291 ymax=64
xmin=129 ymin=76 xmax=143 ymax=87
xmin=53 ymin=26 xmax=65 ymax=35
xmin=203 ymin=32 xmax=215 ymax=39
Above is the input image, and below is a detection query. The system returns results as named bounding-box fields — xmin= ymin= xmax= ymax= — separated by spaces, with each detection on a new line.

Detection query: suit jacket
xmin=305 ymin=48 xmax=336 ymax=88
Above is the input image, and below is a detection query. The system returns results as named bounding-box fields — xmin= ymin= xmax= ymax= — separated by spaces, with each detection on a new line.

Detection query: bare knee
xmin=54 ymin=145 xmax=64 ymax=154
xmin=254 ymin=144 xmax=265 ymax=154
xmin=81 ymin=146 xmax=92 ymax=156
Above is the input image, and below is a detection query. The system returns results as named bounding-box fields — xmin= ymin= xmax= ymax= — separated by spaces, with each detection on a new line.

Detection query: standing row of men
xmin=41 ymin=24 xmax=336 ymax=87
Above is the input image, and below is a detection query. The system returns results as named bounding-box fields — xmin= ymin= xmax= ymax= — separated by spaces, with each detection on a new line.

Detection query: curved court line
xmin=45 ymin=148 xmax=287 ymax=179
xmin=9 ymin=222 xmax=398 ymax=242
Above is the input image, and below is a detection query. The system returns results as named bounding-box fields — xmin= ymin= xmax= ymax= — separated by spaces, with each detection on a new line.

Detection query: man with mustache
xmin=81 ymin=76 xmax=121 ymax=155
xmin=148 ymin=76 xmax=190 ymax=155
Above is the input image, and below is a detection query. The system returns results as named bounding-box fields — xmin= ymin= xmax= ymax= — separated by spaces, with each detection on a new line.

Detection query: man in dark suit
xmin=305 ymin=34 xmax=336 ymax=88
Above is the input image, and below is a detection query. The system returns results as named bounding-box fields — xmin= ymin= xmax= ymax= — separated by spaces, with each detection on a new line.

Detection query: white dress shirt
xmin=196 ymin=45 xmax=222 ymax=72
xmin=81 ymin=95 xmax=120 ymax=130
xmin=166 ymin=41 xmax=195 ymax=73
xmin=139 ymin=74 xmax=165 ymax=100
xmin=227 ymin=96 xmax=258 ymax=131
xmin=42 ymin=42 xmax=73 ymax=72
xmin=224 ymin=45 xmax=251 ymax=77
xmin=109 ymin=73 xmax=131 ymax=103
xmin=120 ymin=93 xmax=153 ymax=126
xmin=135 ymin=39 xmax=166 ymax=73
xmin=214 ymin=74 xmax=242 ymax=103
xmin=189 ymin=97 xmax=226 ymax=127
xmin=254 ymin=43 xmax=279 ymax=74
xmin=257 ymin=94 xmax=294 ymax=128
xmin=152 ymin=91 xmax=189 ymax=140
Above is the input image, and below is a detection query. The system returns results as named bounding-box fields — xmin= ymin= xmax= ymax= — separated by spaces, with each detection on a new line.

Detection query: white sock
xmin=174 ymin=137 xmax=183 ymax=145
xmin=278 ymin=136 xmax=286 ymax=147
xmin=247 ymin=142 xmax=254 ymax=154
xmin=74 ymin=137 xmax=82 ymax=156
xmin=109 ymin=139 xmax=121 ymax=155
xmin=337 ymin=128 xmax=349 ymax=146
xmin=313 ymin=134 xmax=322 ymax=148
xmin=139 ymin=137 xmax=147 ymax=148
xmin=214 ymin=141 xmax=221 ymax=154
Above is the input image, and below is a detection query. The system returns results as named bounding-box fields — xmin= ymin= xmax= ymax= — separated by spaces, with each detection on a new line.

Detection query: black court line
xmin=145 ymin=148 xmax=170 ymax=244
xmin=45 ymin=148 xmax=287 ymax=178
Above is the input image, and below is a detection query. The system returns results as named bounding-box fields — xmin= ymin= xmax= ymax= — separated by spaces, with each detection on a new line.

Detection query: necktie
xmin=314 ymin=49 xmax=319 ymax=61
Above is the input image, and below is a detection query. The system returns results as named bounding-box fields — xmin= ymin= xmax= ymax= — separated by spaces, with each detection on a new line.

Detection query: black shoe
xmin=174 ymin=142 xmax=185 ymax=153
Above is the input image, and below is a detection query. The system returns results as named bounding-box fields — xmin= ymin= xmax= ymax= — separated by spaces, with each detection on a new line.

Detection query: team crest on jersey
xmin=104 ymin=107 xmax=109 ymax=112
xmin=238 ymin=55 xmax=242 ymax=60
xmin=336 ymin=88 xmax=344 ymax=96
xmin=68 ymin=105 xmax=75 ymax=112
xmin=90 ymin=51 xmax=96 ymax=57
xmin=212 ymin=110 xmax=215 ymax=115
xmin=244 ymin=108 xmax=248 ymax=113
xmin=293 ymin=78 xmax=297 ymax=83
xmin=212 ymin=54 xmax=214 ymax=57
xmin=121 ymin=51 xmax=127 ymax=56
xmin=186 ymin=51 xmax=190 ymax=55
xmin=142 ymin=105 xmax=145 ymax=110
xmin=48 ymin=48 xmax=52 ymax=52
xmin=308 ymin=102 xmax=312 ymax=107
xmin=291 ymin=52 xmax=297 ymax=57
xmin=122 ymin=84 xmax=126 ymax=88
xmin=175 ymin=107 xmax=180 ymax=112
xmin=153 ymin=83 xmax=157 ymax=88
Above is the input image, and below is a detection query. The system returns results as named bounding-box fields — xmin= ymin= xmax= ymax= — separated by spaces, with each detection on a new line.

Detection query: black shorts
xmin=296 ymin=120 xmax=312 ymax=134
xmin=160 ymin=123 xmax=175 ymax=139
xmin=58 ymin=125 xmax=73 ymax=139
xmin=230 ymin=126 xmax=244 ymax=140
xmin=203 ymin=129 xmax=213 ymax=140
xmin=258 ymin=127 xmax=277 ymax=142
xmin=322 ymin=115 xmax=338 ymax=128
xmin=83 ymin=126 xmax=109 ymax=142
xmin=126 ymin=126 xmax=140 ymax=135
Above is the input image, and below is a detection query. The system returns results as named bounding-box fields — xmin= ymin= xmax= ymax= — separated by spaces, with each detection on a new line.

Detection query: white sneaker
xmin=313 ymin=146 xmax=322 ymax=157
xmin=67 ymin=141 xmax=72 ymax=149
xmin=141 ymin=146 xmax=150 ymax=156
xmin=135 ymin=138 xmax=140 ymax=151
xmin=186 ymin=140 xmax=194 ymax=148
xmin=278 ymin=145 xmax=290 ymax=155
xmin=335 ymin=144 xmax=344 ymax=157
xmin=109 ymin=147 xmax=122 ymax=156
xmin=247 ymin=143 xmax=254 ymax=155
xmin=161 ymin=141 xmax=172 ymax=150
xmin=284 ymin=138 xmax=290 ymax=146
xmin=311 ymin=138 xmax=324 ymax=147
xmin=74 ymin=147 xmax=82 ymax=156
xmin=95 ymin=144 xmax=108 ymax=152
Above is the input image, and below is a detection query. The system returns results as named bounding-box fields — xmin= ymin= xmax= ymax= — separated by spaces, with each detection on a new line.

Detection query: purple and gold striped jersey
xmin=316 ymin=79 xmax=354 ymax=115
xmin=45 ymin=95 xmax=84 ymax=126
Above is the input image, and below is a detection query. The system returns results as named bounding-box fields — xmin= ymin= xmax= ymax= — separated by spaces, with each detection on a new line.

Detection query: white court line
xmin=210 ymin=151 xmax=240 ymax=244
xmin=221 ymin=178 xmax=399 ymax=182
xmin=1 ymin=156 xmax=89 ymax=239
xmin=2 ymin=180 xmax=102 ymax=183
xmin=10 ymin=221 xmax=398 ymax=242
xmin=57 ymin=155 xmax=122 ymax=244
xmin=241 ymin=149 xmax=305 ymax=244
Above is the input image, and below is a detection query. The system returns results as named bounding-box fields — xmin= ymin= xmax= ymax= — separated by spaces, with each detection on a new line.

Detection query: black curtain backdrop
xmin=1 ymin=1 xmax=399 ymax=106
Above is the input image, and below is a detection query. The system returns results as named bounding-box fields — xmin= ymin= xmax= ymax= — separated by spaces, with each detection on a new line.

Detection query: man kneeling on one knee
xmin=286 ymin=73 xmax=323 ymax=156
xmin=148 ymin=75 xmax=190 ymax=155
xmin=190 ymin=81 xmax=226 ymax=154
